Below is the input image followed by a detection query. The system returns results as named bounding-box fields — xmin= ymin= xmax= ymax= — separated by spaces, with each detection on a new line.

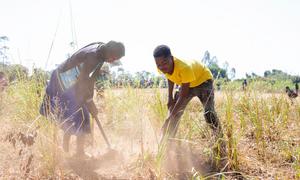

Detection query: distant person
xmin=286 ymin=83 xmax=298 ymax=104
xmin=153 ymin=45 xmax=224 ymax=147
xmin=0 ymin=72 xmax=8 ymax=92
xmin=39 ymin=41 xmax=125 ymax=157
xmin=242 ymin=79 xmax=248 ymax=90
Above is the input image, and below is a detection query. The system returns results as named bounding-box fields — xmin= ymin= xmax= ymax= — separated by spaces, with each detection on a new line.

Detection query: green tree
xmin=202 ymin=51 xmax=229 ymax=79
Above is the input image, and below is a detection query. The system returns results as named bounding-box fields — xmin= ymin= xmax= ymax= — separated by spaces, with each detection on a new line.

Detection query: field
xmin=1 ymin=80 xmax=300 ymax=179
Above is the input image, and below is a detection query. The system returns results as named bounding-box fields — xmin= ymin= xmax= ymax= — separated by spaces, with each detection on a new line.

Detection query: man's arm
xmin=167 ymin=79 xmax=175 ymax=110
xmin=169 ymin=82 xmax=190 ymax=118
xmin=160 ymin=82 xmax=190 ymax=139
xmin=86 ymin=99 xmax=98 ymax=118
xmin=168 ymin=65 xmax=194 ymax=115
xmin=82 ymin=72 xmax=98 ymax=117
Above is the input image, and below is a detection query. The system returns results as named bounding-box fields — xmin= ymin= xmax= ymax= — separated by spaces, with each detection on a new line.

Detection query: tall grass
xmin=0 ymin=76 xmax=64 ymax=178
xmin=224 ymin=91 xmax=238 ymax=170
xmin=1 ymin=77 xmax=300 ymax=179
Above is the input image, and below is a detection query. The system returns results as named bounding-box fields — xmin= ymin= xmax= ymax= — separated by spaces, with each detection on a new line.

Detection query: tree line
xmin=1 ymin=35 xmax=299 ymax=90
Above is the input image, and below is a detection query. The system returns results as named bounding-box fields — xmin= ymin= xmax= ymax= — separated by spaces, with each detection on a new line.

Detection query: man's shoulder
xmin=173 ymin=57 xmax=192 ymax=71
xmin=81 ymin=43 xmax=100 ymax=52
xmin=76 ymin=43 xmax=103 ymax=60
xmin=81 ymin=42 xmax=104 ymax=49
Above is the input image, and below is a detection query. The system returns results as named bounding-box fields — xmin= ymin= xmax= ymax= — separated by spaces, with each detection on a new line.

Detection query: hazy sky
xmin=1 ymin=0 xmax=299 ymax=78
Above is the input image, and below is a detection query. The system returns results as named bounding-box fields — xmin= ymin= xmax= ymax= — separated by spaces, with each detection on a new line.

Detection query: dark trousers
xmin=163 ymin=80 xmax=221 ymax=138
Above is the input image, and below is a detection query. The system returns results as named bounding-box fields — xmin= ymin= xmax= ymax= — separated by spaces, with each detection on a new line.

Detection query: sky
xmin=1 ymin=0 xmax=300 ymax=78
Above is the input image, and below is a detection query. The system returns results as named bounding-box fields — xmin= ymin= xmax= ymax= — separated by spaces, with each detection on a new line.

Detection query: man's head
xmin=104 ymin=41 xmax=125 ymax=63
xmin=153 ymin=45 xmax=174 ymax=74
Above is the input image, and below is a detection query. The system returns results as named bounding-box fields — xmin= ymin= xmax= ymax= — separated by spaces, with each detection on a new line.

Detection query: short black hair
xmin=106 ymin=41 xmax=125 ymax=58
xmin=153 ymin=45 xmax=171 ymax=58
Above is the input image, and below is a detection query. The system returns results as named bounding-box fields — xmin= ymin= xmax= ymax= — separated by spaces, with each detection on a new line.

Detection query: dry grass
xmin=0 ymin=80 xmax=300 ymax=179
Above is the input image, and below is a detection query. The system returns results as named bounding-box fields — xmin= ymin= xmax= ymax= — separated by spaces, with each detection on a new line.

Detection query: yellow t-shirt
xmin=163 ymin=56 xmax=213 ymax=88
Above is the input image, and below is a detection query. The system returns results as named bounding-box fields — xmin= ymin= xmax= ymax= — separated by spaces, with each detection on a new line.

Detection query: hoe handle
xmin=94 ymin=116 xmax=111 ymax=149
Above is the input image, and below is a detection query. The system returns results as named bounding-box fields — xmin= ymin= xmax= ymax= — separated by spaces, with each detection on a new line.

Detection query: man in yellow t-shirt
xmin=153 ymin=45 xmax=223 ymax=140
